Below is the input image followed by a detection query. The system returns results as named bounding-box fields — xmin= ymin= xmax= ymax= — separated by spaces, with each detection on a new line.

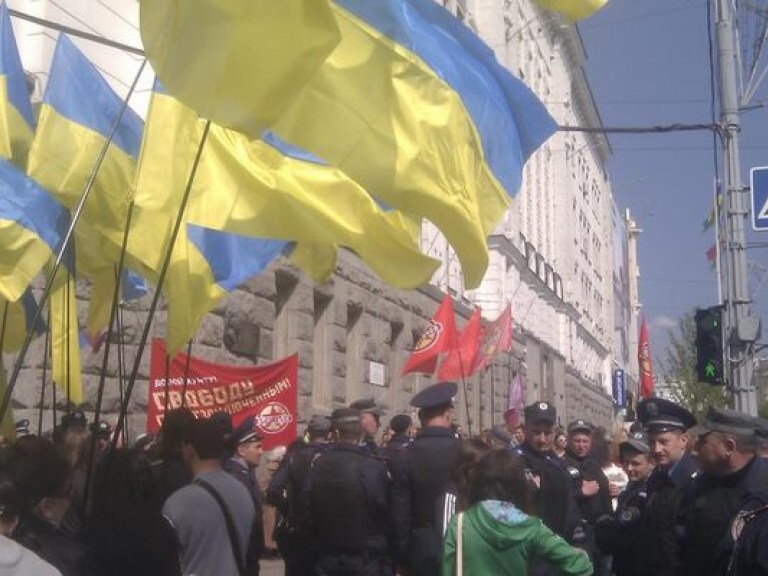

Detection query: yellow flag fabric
xmin=271 ymin=3 xmax=509 ymax=288
xmin=533 ymin=0 xmax=608 ymax=21
xmin=48 ymin=263 xmax=83 ymax=405
xmin=139 ymin=0 xmax=340 ymax=139
xmin=129 ymin=89 xmax=438 ymax=353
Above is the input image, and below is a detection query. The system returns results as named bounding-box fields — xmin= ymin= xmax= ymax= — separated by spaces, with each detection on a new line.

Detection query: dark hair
xmin=160 ymin=408 xmax=196 ymax=456
xmin=7 ymin=436 xmax=71 ymax=506
xmin=0 ymin=475 xmax=21 ymax=521
xmin=332 ymin=420 xmax=362 ymax=442
xmin=451 ymin=438 xmax=493 ymax=509
xmin=590 ymin=427 xmax=611 ymax=468
xmin=183 ymin=418 xmax=226 ymax=460
xmin=468 ymin=450 xmax=533 ymax=514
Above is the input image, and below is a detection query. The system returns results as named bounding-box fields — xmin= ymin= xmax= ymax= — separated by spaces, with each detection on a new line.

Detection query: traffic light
xmin=695 ymin=306 xmax=724 ymax=385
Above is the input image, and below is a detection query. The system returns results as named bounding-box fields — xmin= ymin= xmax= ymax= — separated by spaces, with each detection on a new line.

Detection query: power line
xmin=559 ymin=123 xmax=718 ymax=134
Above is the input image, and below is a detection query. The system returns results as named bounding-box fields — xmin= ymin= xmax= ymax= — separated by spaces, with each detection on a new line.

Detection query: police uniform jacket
xmin=682 ymin=456 xmax=768 ymax=576
xmin=727 ymin=485 xmax=768 ymax=576
xmin=564 ymin=451 xmax=612 ymax=524
xmin=391 ymin=426 xmax=460 ymax=575
xmin=595 ymin=479 xmax=649 ymax=576
xmin=637 ymin=451 xmax=699 ymax=576
xmin=223 ymin=456 xmax=265 ymax=573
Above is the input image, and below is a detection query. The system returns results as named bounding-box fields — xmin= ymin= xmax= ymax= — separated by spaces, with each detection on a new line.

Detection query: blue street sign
xmin=612 ymin=369 xmax=626 ymax=407
xmin=751 ymin=166 xmax=768 ymax=231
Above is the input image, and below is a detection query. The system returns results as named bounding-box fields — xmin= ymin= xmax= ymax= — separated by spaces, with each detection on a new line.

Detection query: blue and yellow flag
xmin=140 ymin=0 xmax=340 ymax=138
xmin=533 ymin=0 xmax=608 ymax=22
xmin=0 ymin=289 xmax=45 ymax=353
xmin=272 ymin=0 xmax=556 ymax=288
xmin=129 ymin=87 xmax=438 ymax=353
xmin=0 ymin=2 xmax=34 ymax=167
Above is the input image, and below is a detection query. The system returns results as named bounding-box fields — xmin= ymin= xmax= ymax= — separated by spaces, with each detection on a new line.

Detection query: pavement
xmin=261 ymin=558 xmax=285 ymax=576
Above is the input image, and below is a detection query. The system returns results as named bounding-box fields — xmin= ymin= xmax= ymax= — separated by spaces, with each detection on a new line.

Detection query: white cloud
xmin=649 ymin=315 xmax=677 ymax=331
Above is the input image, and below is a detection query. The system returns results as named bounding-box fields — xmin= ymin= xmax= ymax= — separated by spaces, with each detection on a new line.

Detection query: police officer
xmin=636 ymin=397 xmax=698 ymax=576
xmin=391 ymin=382 xmax=461 ymax=576
xmin=223 ymin=416 xmax=265 ymax=575
xmin=682 ymin=407 xmax=768 ymax=576
xmin=350 ymin=398 xmax=382 ymax=455
xmin=306 ymin=408 xmax=391 ymax=575
xmin=595 ymin=432 xmax=653 ymax=576
xmin=727 ymin=484 xmax=768 ymax=575
xmin=268 ymin=414 xmax=331 ymax=576
xmin=385 ymin=414 xmax=412 ymax=465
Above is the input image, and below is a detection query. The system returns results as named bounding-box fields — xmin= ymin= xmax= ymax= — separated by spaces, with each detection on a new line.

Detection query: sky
xmin=579 ymin=0 xmax=768 ymax=371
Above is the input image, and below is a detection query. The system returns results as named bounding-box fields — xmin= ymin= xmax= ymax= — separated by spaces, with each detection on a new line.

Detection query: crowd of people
xmin=0 ymin=382 xmax=767 ymax=576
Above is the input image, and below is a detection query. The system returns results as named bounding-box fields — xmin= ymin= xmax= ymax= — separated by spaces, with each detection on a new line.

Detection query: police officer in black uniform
xmin=306 ymin=408 xmax=391 ymax=576
xmin=385 ymin=414 xmax=412 ymax=465
xmin=514 ymin=402 xmax=585 ymax=576
xmin=223 ymin=415 xmax=265 ymax=576
xmin=391 ymin=382 xmax=461 ymax=576
xmin=682 ymin=407 xmax=768 ymax=576
xmin=268 ymin=414 xmax=332 ymax=576
xmin=636 ymin=397 xmax=698 ymax=576
xmin=595 ymin=432 xmax=653 ymax=576
xmin=727 ymin=484 xmax=768 ymax=575
xmin=350 ymin=398 xmax=382 ymax=455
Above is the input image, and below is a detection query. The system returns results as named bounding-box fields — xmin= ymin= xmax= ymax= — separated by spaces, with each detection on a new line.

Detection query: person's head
xmin=488 ymin=424 xmax=513 ymax=449
xmin=513 ymin=423 xmax=526 ymax=445
xmin=451 ymin=438 xmax=493 ymax=505
xmin=0 ymin=476 xmax=22 ymax=536
xmin=523 ymin=402 xmax=557 ymax=454
xmin=349 ymin=399 xmax=381 ymax=438
xmin=330 ymin=409 xmax=363 ymax=443
xmin=89 ymin=420 xmax=113 ymax=456
xmin=553 ymin=428 xmax=567 ymax=453
xmin=619 ymin=434 xmax=653 ymax=482
xmin=159 ymin=407 xmax=196 ymax=457
xmin=389 ymin=414 xmax=413 ymax=438
xmin=181 ymin=418 xmax=226 ymax=471
xmin=412 ymin=382 xmax=457 ymax=429
xmin=306 ymin=415 xmax=332 ymax=442
xmin=468 ymin=449 xmax=533 ymax=514
xmin=692 ymin=407 xmax=758 ymax=475
xmin=638 ymin=398 xmax=696 ymax=470
xmin=231 ymin=416 xmax=263 ymax=469
xmin=567 ymin=420 xmax=594 ymax=458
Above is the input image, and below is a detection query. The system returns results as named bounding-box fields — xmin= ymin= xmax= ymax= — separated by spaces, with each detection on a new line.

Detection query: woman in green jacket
xmin=442 ymin=449 xmax=593 ymax=576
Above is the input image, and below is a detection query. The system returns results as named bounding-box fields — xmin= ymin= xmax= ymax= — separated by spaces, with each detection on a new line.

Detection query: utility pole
xmin=716 ymin=0 xmax=759 ymax=415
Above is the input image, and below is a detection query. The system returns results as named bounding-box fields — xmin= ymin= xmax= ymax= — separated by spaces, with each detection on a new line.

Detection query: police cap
xmin=14 ymin=419 xmax=30 ymax=437
xmin=524 ymin=401 xmax=557 ymax=425
xmin=638 ymin=398 xmax=696 ymax=433
xmin=307 ymin=414 xmax=332 ymax=435
xmin=349 ymin=398 xmax=381 ymax=416
xmin=619 ymin=431 xmax=650 ymax=456
xmin=232 ymin=416 xmax=263 ymax=445
xmin=331 ymin=408 xmax=361 ymax=426
xmin=753 ymin=416 xmax=768 ymax=440
xmin=410 ymin=381 xmax=458 ymax=409
xmin=692 ymin=407 xmax=756 ymax=438
xmin=61 ymin=410 xmax=87 ymax=429
xmin=568 ymin=419 xmax=594 ymax=435
xmin=389 ymin=414 xmax=412 ymax=435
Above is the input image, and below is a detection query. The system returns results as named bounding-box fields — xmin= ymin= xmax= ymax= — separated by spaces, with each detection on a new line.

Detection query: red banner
xmin=638 ymin=317 xmax=655 ymax=399
xmin=402 ymin=295 xmax=458 ymax=375
xmin=147 ymin=339 xmax=298 ymax=450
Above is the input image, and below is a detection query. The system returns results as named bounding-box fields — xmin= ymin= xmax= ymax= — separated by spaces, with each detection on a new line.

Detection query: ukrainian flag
xmin=0 ymin=289 xmax=45 ymax=353
xmin=534 ymin=0 xmax=608 ymax=22
xmin=129 ymin=87 xmax=438 ymax=353
xmin=0 ymin=2 xmax=34 ymax=167
xmin=271 ymin=0 xmax=556 ymax=288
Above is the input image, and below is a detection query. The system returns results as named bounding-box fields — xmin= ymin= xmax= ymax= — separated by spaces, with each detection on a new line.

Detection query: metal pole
xmin=716 ymin=0 xmax=757 ymax=415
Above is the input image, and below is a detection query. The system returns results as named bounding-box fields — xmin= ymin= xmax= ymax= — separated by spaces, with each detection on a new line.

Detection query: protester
xmin=442 ymin=449 xmax=593 ymax=576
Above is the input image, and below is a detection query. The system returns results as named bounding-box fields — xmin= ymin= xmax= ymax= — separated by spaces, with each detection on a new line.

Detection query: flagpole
xmin=0 ymin=58 xmax=148 ymax=423
xmin=457 ymin=349 xmax=473 ymax=437
xmin=489 ymin=365 xmax=496 ymax=427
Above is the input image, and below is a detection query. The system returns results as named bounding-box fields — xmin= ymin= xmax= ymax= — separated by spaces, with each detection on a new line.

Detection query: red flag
xmin=438 ymin=308 xmax=482 ymax=380
xmin=503 ymin=372 xmax=525 ymax=428
xmin=638 ymin=316 xmax=655 ymax=399
xmin=471 ymin=304 xmax=513 ymax=373
xmin=402 ymin=295 xmax=458 ymax=375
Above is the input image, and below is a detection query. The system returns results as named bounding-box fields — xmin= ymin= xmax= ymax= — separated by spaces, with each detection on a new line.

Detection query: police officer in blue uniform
xmin=306 ymin=408 xmax=391 ymax=576
xmin=514 ymin=401 xmax=585 ymax=575
xmin=268 ymin=414 xmax=332 ymax=576
xmin=682 ymin=407 xmax=768 ymax=576
xmin=391 ymin=382 xmax=461 ymax=576
xmin=223 ymin=416 xmax=265 ymax=576
xmin=636 ymin=397 xmax=698 ymax=576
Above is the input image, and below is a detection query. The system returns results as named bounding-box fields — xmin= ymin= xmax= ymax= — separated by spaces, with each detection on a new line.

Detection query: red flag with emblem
xmin=638 ymin=316 xmax=655 ymax=399
xmin=438 ymin=307 xmax=482 ymax=380
xmin=402 ymin=295 xmax=458 ymax=375
xmin=471 ymin=304 xmax=513 ymax=373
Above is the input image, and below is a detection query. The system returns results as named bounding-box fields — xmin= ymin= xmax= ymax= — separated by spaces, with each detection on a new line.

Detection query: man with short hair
xmin=224 ymin=416 xmax=265 ymax=575
xmin=636 ymin=397 xmax=698 ymax=576
xmin=306 ymin=408 xmax=391 ymax=575
xmin=268 ymin=414 xmax=331 ymax=576
xmin=392 ymin=382 xmax=461 ymax=576
xmin=682 ymin=407 xmax=768 ymax=576
xmin=163 ymin=418 xmax=256 ymax=576
xmin=350 ymin=398 xmax=382 ymax=454
xmin=595 ymin=432 xmax=654 ymax=576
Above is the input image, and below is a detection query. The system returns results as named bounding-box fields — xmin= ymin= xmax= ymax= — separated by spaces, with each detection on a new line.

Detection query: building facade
xmin=7 ymin=0 xmax=641 ymax=437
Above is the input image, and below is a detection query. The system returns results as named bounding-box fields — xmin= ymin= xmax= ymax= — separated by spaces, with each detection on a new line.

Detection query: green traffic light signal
xmin=695 ymin=306 xmax=724 ymax=385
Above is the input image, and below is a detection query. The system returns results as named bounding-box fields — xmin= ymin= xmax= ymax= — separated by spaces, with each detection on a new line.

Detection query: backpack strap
xmin=195 ymin=478 xmax=247 ymax=576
